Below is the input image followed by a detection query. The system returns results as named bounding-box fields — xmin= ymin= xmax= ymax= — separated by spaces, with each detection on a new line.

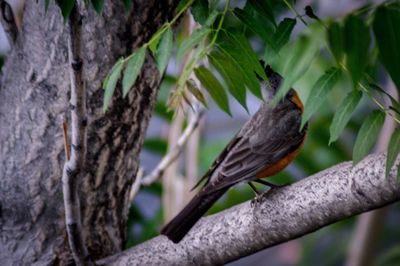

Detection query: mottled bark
xmin=98 ymin=153 xmax=400 ymax=266
xmin=0 ymin=1 xmax=178 ymax=265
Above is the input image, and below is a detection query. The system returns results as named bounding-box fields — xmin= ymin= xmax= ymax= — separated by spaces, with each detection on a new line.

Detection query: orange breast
xmin=291 ymin=92 xmax=304 ymax=112
xmin=255 ymin=90 xmax=305 ymax=179
xmin=255 ymin=140 xmax=304 ymax=178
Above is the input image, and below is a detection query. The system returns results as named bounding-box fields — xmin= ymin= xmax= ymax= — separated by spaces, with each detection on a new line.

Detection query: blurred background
xmin=129 ymin=0 xmax=400 ymax=265
xmin=3 ymin=0 xmax=399 ymax=265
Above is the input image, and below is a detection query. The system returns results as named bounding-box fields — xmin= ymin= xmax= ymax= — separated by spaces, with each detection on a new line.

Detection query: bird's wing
xmin=191 ymin=133 xmax=242 ymax=190
xmin=202 ymin=107 xmax=305 ymax=194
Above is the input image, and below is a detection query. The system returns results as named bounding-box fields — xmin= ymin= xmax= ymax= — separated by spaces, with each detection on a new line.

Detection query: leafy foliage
xmin=353 ymin=110 xmax=385 ymax=165
xmin=91 ymin=0 xmax=105 ymax=14
xmin=176 ymin=27 xmax=210 ymax=62
xmin=327 ymin=21 xmax=344 ymax=65
xmin=272 ymin=26 xmax=322 ymax=105
xmin=373 ymin=4 xmax=400 ymax=91
xmin=208 ymin=50 xmax=247 ymax=110
xmin=122 ymin=47 xmax=146 ymax=97
xmin=301 ymin=67 xmax=341 ymax=129
xmin=191 ymin=0 xmax=209 ymax=25
xmin=96 ymin=0 xmax=400 ymax=168
xmin=56 ymin=0 xmax=75 ymax=20
xmin=102 ymin=58 xmax=124 ymax=112
xmin=329 ymin=90 xmax=362 ymax=144
xmin=194 ymin=66 xmax=230 ymax=115
xmin=155 ymin=28 xmax=174 ymax=74
xmin=119 ymin=0 xmax=400 ymax=263
xmin=343 ymin=15 xmax=370 ymax=85
xmin=386 ymin=128 xmax=400 ymax=178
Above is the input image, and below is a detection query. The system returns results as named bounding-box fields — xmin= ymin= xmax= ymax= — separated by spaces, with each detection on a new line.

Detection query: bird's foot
xmin=250 ymin=193 xmax=264 ymax=207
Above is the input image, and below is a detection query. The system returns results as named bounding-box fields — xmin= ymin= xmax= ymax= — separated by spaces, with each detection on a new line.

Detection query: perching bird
xmin=161 ymin=65 xmax=307 ymax=243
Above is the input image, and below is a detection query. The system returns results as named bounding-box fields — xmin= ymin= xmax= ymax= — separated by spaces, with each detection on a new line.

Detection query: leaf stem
xmin=283 ymin=0 xmax=308 ymax=26
xmin=126 ymin=0 xmax=195 ymax=63
xmin=209 ymin=0 xmax=231 ymax=46
xmin=337 ymin=62 xmax=400 ymax=124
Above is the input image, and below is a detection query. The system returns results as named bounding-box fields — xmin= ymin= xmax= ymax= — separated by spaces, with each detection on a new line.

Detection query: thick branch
xmin=62 ymin=4 xmax=92 ymax=265
xmin=98 ymin=153 xmax=400 ymax=265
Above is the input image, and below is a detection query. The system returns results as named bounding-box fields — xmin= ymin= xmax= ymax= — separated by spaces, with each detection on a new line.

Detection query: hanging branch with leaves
xmin=97 ymin=0 xmax=400 ymax=177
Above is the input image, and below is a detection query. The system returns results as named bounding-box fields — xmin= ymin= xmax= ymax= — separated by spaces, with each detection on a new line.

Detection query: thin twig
xmin=283 ymin=0 xmax=308 ymax=26
xmin=129 ymin=168 xmax=144 ymax=202
xmin=61 ymin=3 xmax=93 ymax=266
xmin=141 ymin=104 xmax=205 ymax=186
xmin=62 ymin=115 xmax=70 ymax=160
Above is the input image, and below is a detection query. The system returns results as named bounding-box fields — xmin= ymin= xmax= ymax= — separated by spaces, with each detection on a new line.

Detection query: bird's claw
xmin=250 ymin=194 xmax=263 ymax=207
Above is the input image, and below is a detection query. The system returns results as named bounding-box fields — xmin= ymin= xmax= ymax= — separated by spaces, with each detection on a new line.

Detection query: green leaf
xmin=375 ymin=245 xmax=400 ymax=266
xmin=233 ymin=8 xmax=274 ymax=49
xmin=208 ymin=50 xmax=247 ymax=110
xmin=273 ymin=32 xmax=320 ymax=105
xmin=205 ymin=10 xmax=219 ymax=26
xmin=155 ymin=28 xmax=173 ymax=74
xmin=329 ymin=90 xmax=362 ymax=144
xmin=177 ymin=27 xmax=210 ymax=62
xmin=217 ymin=30 xmax=265 ymax=99
xmin=103 ymin=58 xmax=124 ymax=112
xmin=103 ymin=58 xmax=124 ymax=90
xmin=91 ymin=0 xmax=105 ymax=14
xmin=45 ymin=0 xmax=50 ymax=12
xmin=224 ymin=31 xmax=266 ymax=80
xmin=186 ymin=79 xmax=208 ymax=108
xmin=327 ymin=21 xmax=344 ymax=64
xmin=154 ymin=101 xmax=173 ymax=122
xmin=373 ymin=4 xmax=400 ymax=91
xmin=143 ymin=138 xmax=168 ymax=155
xmin=194 ymin=66 xmax=231 ymax=115
xmin=272 ymin=18 xmax=296 ymax=52
xmin=233 ymin=8 xmax=271 ymax=44
xmin=123 ymin=0 xmax=133 ymax=12
xmin=353 ymin=110 xmax=385 ymax=165
xmin=248 ymin=0 xmax=277 ymax=27
xmin=217 ymin=45 xmax=262 ymax=99
xmin=304 ymin=5 xmax=320 ymax=21
xmin=191 ymin=0 xmax=209 ymax=25
xmin=122 ymin=47 xmax=146 ymax=97
xmin=301 ymin=67 xmax=341 ymax=129
xmin=386 ymin=128 xmax=400 ymax=178
xmin=343 ymin=15 xmax=370 ymax=85
xmin=177 ymin=0 xmax=191 ymax=13
xmin=56 ymin=0 xmax=75 ymax=20
xmin=366 ymin=83 xmax=400 ymax=115
xmin=148 ymin=26 xmax=166 ymax=55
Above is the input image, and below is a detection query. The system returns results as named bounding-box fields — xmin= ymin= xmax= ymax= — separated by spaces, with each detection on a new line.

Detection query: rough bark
xmin=98 ymin=153 xmax=400 ymax=266
xmin=0 ymin=1 xmax=178 ymax=265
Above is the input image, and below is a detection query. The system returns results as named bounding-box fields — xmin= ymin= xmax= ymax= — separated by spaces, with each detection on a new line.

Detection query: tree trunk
xmin=0 ymin=1 xmax=178 ymax=265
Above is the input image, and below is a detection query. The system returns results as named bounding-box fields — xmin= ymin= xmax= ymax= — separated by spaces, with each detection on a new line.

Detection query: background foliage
xmin=53 ymin=0 xmax=400 ymax=264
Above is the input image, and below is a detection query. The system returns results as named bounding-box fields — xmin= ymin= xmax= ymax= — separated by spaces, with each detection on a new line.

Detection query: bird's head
xmin=259 ymin=61 xmax=296 ymax=102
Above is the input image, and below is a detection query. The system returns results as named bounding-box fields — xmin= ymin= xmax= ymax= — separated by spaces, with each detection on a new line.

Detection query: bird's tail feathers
xmin=161 ymin=188 xmax=228 ymax=243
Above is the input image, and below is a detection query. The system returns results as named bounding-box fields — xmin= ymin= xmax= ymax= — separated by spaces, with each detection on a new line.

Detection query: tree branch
xmin=346 ymin=79 xmax=398 ymax=266
xmin=141 ymin=104 xmax=205 ymax=186
xmin=61 ymin=4 xmax=92 ymax=266
xmin=98 ymin=153 xmax=400 ymax=265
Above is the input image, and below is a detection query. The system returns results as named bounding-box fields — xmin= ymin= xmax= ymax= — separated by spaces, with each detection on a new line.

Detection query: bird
xmin=161 ymin=64 xmax=307 ymax=243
